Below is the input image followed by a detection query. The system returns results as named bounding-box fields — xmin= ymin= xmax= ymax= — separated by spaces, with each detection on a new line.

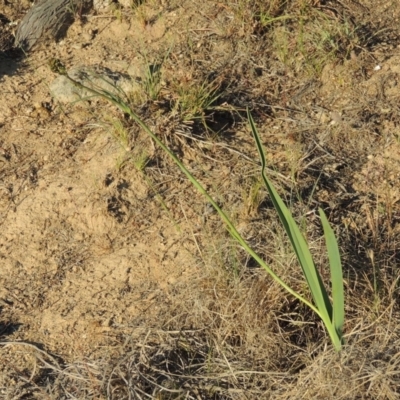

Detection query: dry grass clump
xmin=2 ymin=256 xmax=400 ymax=398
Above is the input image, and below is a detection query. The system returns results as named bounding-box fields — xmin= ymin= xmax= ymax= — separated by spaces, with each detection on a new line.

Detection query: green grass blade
xmin=248 ymin=109 xmax=343 ymax=351
xmin=319 ymin=208 xmax=345 ymax=339
xmin=248 ymin=110 xmax=331 ymax=312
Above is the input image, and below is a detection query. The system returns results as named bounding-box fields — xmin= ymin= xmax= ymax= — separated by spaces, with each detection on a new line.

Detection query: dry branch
xmin=14 ymin=0 xmax=92 ymax=51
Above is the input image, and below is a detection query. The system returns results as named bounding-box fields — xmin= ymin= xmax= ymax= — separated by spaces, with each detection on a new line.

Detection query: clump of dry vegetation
xmin=1 ymin=0 xmax=400 ymax=398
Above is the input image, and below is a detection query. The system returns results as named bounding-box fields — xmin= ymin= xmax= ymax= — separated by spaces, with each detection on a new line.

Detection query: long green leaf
xmin=248 ymin=109 xmax=343 ymax=351
xmin=319 ymin=208 xmax=345 ymax=339
xmin=248 ymin=111 xmax=330 ymax=310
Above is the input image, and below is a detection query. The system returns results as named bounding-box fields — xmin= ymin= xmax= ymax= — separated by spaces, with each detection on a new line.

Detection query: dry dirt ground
xmin=1 ymin=0 xmax=400 ymax=398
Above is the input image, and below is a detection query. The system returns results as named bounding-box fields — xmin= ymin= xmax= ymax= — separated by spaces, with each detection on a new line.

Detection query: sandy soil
xmin=1 ymin=0 xmax=400 ymax=398
xmin=0 ymin=0 xmax=200 ymax=352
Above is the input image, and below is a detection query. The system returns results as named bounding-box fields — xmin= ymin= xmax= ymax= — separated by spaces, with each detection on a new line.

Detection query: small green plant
xmin=49 ymin=59 xmax=345 ymax=351
xmin=139 ymin=47 xmax=172 ymax=101
xmin=242 ymin=176 xmax=263 ymax=217
xmin=172 ymin=78 xmax=222 ymax=122
xmin=142 ymin=63 xmax=162 ymax=101
xmin=108 ymin=117 xmax=131 ymax=152
xmin=109 ymin=1 xmax=123 ymax=22
xmin=132 ymin=148 xmax=150 ymax=172
xmin=270 ymin=9 xmax=359 ymax=76
xmin=258 ymin=13 xmax=297 ymax=27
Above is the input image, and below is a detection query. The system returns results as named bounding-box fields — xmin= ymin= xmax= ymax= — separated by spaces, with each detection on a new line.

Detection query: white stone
xmin=49 ymin=65 xmax=139 ymax=104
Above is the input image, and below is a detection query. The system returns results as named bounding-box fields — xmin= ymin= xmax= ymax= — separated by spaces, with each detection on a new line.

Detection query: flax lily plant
xmin=248 ymin=111 xmax=344 ymax=351
xmin=49 ymin=59 xmax=345 ymax=351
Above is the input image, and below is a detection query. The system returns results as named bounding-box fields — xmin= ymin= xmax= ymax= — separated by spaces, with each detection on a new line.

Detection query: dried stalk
xmin=15 ymin=0 xmax=92 ymax=51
